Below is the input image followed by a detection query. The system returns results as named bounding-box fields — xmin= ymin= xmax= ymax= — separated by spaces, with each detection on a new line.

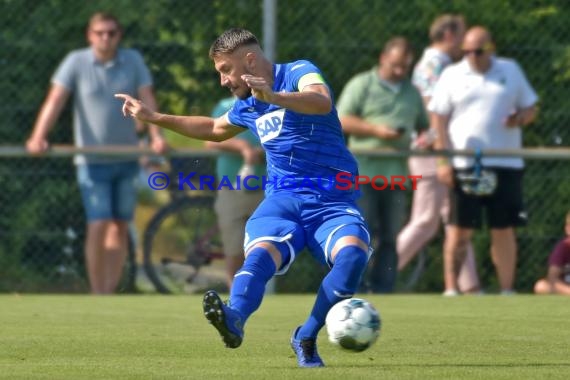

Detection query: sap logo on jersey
xmin=256 ymin=109 xmax=285 ymax=143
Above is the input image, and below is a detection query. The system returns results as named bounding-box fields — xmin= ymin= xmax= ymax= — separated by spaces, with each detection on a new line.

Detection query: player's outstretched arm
xmin=115 ymin=93 xmax=243 ymax=142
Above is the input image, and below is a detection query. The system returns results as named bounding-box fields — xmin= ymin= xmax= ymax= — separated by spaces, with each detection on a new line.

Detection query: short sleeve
xmin=512 ymin=61 xmax=538 ymax=109
xmin=336 ymin=74 xmax=367 ymax=117
xmin=548 ymin=239 xmax=570 ymax=267
xmin=286 ymin=60 xmax=323 ymax=92
xmin=427 ymin=69 xmax=453 ymax=116
xmin=131 ymin=50 xmax=153 ymax=89
xmin=412 ymin=56 xmax=446 ymax=98
xmin=225 ymin=102 xmax=248 ymax=129
xmin=51 ymin=52 xmax=78 ymax=91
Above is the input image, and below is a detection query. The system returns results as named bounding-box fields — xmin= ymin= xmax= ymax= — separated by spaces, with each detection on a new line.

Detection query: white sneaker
xmin=442 ymin=289 xmax=460 ymax=297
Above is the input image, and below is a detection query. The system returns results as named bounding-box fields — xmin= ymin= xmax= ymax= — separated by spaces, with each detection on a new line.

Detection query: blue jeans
xmin=76 ymin=162 xmax=139 ymax=221
xmin=358 ymin=185 xmax=407 ymax=293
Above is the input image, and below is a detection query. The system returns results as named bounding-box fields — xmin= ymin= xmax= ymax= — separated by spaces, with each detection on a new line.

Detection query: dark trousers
xmin=358 ymin=184 xmax=407 ymax=293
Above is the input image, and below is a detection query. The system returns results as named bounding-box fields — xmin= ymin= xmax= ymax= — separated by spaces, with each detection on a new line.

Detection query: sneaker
xmin=290 ymin=326 xmax=324 ymax=368
xmin=202 ymin=290 xmax=243 ymax=348
xmin=442 ymin=289 xmax=460 ymax=297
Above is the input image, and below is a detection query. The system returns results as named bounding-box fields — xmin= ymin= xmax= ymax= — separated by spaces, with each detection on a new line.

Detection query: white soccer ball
xmin=325 ymin=298 xmax=381 ymax=352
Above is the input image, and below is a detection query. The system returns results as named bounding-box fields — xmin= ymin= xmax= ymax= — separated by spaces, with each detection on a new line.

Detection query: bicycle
xmin=142 ymin=156 xmax=225 ymax=294
xmin=141 ymin=155 xmax=437 ymax=294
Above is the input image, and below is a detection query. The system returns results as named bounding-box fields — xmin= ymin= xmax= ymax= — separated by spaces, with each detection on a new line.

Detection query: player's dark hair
xmin=209 ymin=28 xmax=260 ymax=58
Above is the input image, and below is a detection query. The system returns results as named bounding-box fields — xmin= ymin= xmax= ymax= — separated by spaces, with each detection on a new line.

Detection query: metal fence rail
xmin=2 ymin=0 xmax=569 ymax=293
xmin=3 ymin=145 xmax=570 ymax=158
xmin=0 ymin=146 xmax=567 ymax=293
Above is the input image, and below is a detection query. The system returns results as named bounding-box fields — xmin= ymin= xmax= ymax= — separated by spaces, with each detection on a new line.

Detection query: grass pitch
xmin=0 ymin=294 xmax=568 ymax=379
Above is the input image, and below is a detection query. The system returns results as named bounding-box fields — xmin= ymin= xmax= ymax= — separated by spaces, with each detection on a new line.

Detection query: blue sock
xmin=228 ymin=246 xmax=279 ymax=322
xmin=297 ymin=246 xmax=368 ymax=340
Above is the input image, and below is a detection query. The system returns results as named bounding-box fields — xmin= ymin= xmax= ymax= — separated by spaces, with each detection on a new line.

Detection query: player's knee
xmin=335 ymin=246 xmax=368 ymax=270
xmin=456 ymin=235 xmax=471 ymax=254
xmin=420 ymin=221 xmax=440 ymax=240
xmin=533 ymin=279 xmax=550 ymax=294
xmin=329 ymin=224 xmax=370 ymax=262
xmin=245 ymin=241 xmax=290 ymax=272
xmin=238 ymin=246 xmax=276 ymax=280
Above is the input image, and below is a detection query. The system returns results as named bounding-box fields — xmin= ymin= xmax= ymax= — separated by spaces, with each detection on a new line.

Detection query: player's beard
xmin=237 ymin=67 xmax=254 ymax=99
xmin=238 ymin=88 xmax=252 ymax=100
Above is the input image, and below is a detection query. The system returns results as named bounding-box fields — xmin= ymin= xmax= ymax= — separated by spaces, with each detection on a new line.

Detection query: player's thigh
xmin=112 ymin=161 xmax=139 ymax=221
xmin=76 ymin=164 xmax=114 ymax=221
xmin=244 ymin=194 xmax=305 ymax=274
xmin=486 ymin=168 xmax=526 ymax=228
xmin=308 ymin=202 xmax=371 ymax=267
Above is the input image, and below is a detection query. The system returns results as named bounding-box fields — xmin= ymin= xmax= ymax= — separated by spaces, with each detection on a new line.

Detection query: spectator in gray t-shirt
xmin=26 ymin=12 xmax=168 ymax=294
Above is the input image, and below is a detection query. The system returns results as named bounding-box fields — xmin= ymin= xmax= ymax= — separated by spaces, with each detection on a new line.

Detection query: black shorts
xmin=448 ymin=167 xmax=527 ymax=229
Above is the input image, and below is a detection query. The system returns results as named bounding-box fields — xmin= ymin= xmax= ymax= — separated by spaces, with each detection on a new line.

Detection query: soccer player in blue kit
xmin=116 ymin=28 xmax=372 ymax=368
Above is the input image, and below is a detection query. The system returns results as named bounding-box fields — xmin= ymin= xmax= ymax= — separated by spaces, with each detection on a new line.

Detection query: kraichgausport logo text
xmin=147 ymin=172 xmax=422 ymax=191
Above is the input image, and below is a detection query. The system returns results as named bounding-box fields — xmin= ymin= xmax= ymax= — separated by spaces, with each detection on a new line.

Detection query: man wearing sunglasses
xmin=429 ymin=26 xmax=538 ymax=295
xmin=27 ymin=12 xmax=168 ymax=294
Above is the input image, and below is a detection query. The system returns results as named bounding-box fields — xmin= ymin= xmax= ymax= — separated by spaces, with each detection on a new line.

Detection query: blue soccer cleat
xmin=290 ymin=326 xmax=325 ymax=368
xmin=203 ymin=290 xmax=244 ymax=348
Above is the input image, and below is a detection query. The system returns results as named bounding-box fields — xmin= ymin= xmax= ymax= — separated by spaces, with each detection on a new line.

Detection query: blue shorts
xmin=76 ymin=162 xmax=139 ymax=222
xmin=244 ymin=193 xmax=371 ymax=274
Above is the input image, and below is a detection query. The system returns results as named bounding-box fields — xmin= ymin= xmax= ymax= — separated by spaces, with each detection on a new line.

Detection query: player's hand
xmin=26 ymin=137 xmax=49 ymax=155
xmin=375 ymin=125 xmax=402 ymax=140
xmin=115 ymin=93 xmax=156 ymax=123
xmin=437 ymin=163 xmax=454 ymax=188
xmin=504 ymin=112 xmax=522 ymax=128
xmin=413 ymin=130 xmax=436 ymax=149
xmin=241 ymin=74 xmax=274 ymax=103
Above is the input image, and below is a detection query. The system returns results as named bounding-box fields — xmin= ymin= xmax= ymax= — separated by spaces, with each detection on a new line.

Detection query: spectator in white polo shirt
xmin=429 ymin=26 xmax=538 ymax=295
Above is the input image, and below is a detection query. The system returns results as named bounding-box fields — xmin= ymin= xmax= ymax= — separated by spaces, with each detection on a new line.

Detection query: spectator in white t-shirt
xmin=429 ymin=26 xmax=538 ymax=295
xmin=397 ymin=14 xmax=481 ymax=295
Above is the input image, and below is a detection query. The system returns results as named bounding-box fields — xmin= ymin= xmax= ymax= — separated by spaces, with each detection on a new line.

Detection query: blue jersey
xmin=226 ymin=60 xmax=359 ymax=201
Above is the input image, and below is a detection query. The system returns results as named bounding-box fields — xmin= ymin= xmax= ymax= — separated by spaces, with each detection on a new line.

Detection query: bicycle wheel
xmin=143 ymin=196 xmax=223 ymax=294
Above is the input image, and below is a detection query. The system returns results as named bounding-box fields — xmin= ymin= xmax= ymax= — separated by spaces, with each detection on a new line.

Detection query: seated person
xmin=534 ymin=211 xmax=570 ymax=295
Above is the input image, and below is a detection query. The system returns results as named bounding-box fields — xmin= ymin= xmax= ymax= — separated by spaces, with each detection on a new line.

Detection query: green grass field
xmin=1 ymin=294 xmax=568 ymax=379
